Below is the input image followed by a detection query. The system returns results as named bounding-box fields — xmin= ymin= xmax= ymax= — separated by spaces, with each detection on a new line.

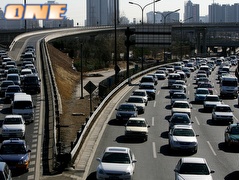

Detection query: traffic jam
xmin=0 ymin=47 xmax=40 ymax=176
xmin=95 ymin=55 xmax=239 ymax=180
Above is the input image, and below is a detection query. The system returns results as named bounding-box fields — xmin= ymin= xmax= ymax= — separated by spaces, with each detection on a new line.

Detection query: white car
xmin=168 ymin=125 xmax=198 ymax=153
xmin=126 ymin=96 xmax=146 ymax=114
xmin=1 ymin=115 xmax=25 ymax=139
xmin=203 ymin=95 xmax=222 ymax=112
xmin=171 ymin=101 xmax=192 ymax=118
xmin=131 ymin=89 xmax=148 ymax=105
xmin=125 ymin=117 xmax=150 ymax=141
xmin=96 ymin=147 xmax=137 ymax=180
xmin=171 ymin=92 xmax=188 ymax=105
xmin=174 ymin=157 xmax=214 ymax=180
xmin=212 ymin=104 xmax=234 ymax=124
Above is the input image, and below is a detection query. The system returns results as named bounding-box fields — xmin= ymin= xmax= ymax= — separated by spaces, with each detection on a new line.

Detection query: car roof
xmin=229 ymin=123 xmax=239 ymax=128
xmin=173 ymin=101 xmax=189 ymax=104
xmin=181 ymin=157 xmax=206 ymax=164
xmin=215 ymin=104 xmax=230 ymax=107
xmin=2 ymin=138 xmax=25 ymax=145
xmin=172 ymin=125 xmax=193 ymax=129
xmin=5 ymin=114 xmax=23 ymax=119
xmin=206 ymin=94 xmax=219 ymax=98
xmin=105 ymin=147 xmax=129 ymax=154
xmin=196 ymin=88 xmax=209 ymax=91
xmin=128 ymin=117 xmax=145 ymax=121
xmin=172 ymin=112 xmax=189 ymax=117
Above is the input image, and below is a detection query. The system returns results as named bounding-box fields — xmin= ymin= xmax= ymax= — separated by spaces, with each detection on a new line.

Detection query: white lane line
xmin=188 ymin=91 xmax=190 ymax=96
xmin=152 ymin=142 xmax=157 ymax=158
xmin=154 ymin=101 xmax=156 ymax=107
xmin=207 ymin=141 xmax=217 ymax=156
xmin=215 ymin=89 xmax=218 ymax=94
xmin=194 ymin=116 xmax=200 ymax=125
xmin=234 ymin=115 xmax=238 ymax=122
xmin=157 ymin=91 xmax=160 ymax=95
xmin=152 ymin=117 xmax=155 ymax=126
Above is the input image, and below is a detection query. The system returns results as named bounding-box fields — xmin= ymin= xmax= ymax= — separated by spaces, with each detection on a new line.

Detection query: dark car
xmin=198 ymin=83 xmax=214 ymax=94
xmin=21 ymin=74 xmax=41 ymax=94
xmin=138 ymin=82 xmax=156 ymax=100
xmin=0 ymin=138 xmax=31 ymax=171
xmin=4 ymin=85 xmax=21 ymax=101
xmin=0 ymin=80 xmax=14 ymax=97
xmin=115 ymin=103 xmax=138 ymax=121
xmin=225 ymin=123 xmax=239 ymax=147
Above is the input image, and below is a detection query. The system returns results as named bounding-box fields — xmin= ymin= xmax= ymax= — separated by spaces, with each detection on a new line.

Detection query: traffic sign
xmin=84 ymin=81 xmax=97 ymax=94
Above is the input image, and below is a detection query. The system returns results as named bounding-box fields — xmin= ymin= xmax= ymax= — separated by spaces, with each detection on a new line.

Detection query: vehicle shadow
xmin=108 ymin=119 xmax=126 ymax=126
xmin=159 ymin=144 xmax=195 ymax=157
xmin=86 ymin=171 xmax=97 ymax=180
xmin=207 ymin=119 xmax=230 ymax=126
xmin=224 ymin=171 xmax=239 ymax=180
xmin=218 ymin=142 xmax=239 ymax=153
xmin=160 ymin=131 xmax=169 ymax=139
xmin=115 ymin=135 xmax=145 ymax=144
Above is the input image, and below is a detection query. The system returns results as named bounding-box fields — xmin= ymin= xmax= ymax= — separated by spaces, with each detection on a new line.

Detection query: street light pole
xmin=180 ymin=16 xmax=193 ymax=60
xmin=129 ymin=0 xmax=160 ymax=70
xmin=24 ymin=0 xmax=27 ymax=31
xmin=155 ymin=9 xmax=180 ymax=62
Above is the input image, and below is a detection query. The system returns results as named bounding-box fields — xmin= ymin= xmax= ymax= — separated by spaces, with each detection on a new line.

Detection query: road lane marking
xmin=194 ymin=116 xmax=200 ymax=125
xmin=152 ymin=117 xmax=155 ymax=126
xmin=157 ymin=90 xmax=160 ymax=95
xmin=234 ymin=115 xmax=238 ymax=122
xmin=154 ymin=101 xmax=156 ymax=107
xmin=152 ymin=142 xmax=157 ymax=158
xmin=207 ymin=141 xmax=217 ymax=156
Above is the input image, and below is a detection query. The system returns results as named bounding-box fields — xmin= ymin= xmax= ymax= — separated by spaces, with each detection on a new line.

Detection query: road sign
xmin=84 ymin=81 xmax=97 ymax=94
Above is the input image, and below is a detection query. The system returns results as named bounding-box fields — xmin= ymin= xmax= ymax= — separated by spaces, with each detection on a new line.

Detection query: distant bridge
xmin=0 ymin=23 xmax=239 ymax=56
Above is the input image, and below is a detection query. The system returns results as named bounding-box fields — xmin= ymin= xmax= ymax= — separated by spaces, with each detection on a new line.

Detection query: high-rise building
xmin=86 ymin=0 xmax=119 ymax=26
xmin=209 ymin=3 xmax=239 ymax=23
xmin=184 ymin=0 xmax=199 ymax=23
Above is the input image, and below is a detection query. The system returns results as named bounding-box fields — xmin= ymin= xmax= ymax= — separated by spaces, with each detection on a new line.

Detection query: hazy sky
xmin=0 ymin=0 xmax=238 ymax=25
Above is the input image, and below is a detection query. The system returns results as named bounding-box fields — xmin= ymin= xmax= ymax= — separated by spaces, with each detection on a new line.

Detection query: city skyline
xmin=0 ymin=0 xmax=238 ymax=26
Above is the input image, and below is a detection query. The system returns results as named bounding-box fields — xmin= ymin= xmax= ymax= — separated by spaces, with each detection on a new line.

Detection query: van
xmin=12 ymin=93 xmax=34 ymax=122
xmin=0 ymin=162 xmax=12 ymax=180
xmin=220 ymin=75 xmax=238 ymax=98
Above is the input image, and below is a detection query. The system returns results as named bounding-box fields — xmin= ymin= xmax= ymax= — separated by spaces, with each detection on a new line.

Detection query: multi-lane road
xmin=86 ymin=63 xmax=239 ymax=180
xmin=1 ymin=36 xmax=44 ymax=180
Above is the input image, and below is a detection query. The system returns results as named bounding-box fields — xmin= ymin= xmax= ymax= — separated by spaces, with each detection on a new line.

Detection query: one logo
xmin=4 ymin=4 xmax=67 ymax=20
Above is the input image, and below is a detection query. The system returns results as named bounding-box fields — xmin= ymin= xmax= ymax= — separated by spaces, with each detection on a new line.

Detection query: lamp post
xmin=180 ymin=17 xmax=193 ymax=60
xmin=129 ymin=0 xmax=160 ymax=70
xmin=24 ymin=0 xmax=27 ymax=31
xmin=155 ymin=9 xmax=180 ymax=62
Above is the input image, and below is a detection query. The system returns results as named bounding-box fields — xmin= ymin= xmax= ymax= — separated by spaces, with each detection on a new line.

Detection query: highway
xmin=86 ymin=64 xmax=239 ymax=180
xmin=1 ymin=35 xmax=45 ymax=180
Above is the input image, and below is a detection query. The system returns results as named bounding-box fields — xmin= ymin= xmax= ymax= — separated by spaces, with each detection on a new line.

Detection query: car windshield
xmin=200 ymin=84 xmax=212 ymax=88
xmin=171 ymin=115 xmax=190 ymax=123
xmin=139 ymin=85 xmax=154 ymax=89
xmin=173 ymin=103 xmax=189 ymax=108
xmin=171 ymin=85 xmax=183 ymax=90
xmin=133 ymin=92 xmax=145 ymax=96
xmin=6 ymin=87 xmax=20 ymax=92
xmin=118 ymin=105 xmax=135 ymax=111
xmin=172 ymin=94 xmax=187 ymax=99
xmin=128 ymin=98 xmax=144 ymax=103
xmin=231 ymin=127 xmax=239 ymax=134
xmin=215 ymin=106 xmax=231 ymax=112
xmin=196 ymin=89 xmax=209 ymax=94
xmin=173 ymin=129 xmax=195 ymax=136
xmin=102 ymin=152 xmax=130 ymax=164
xmin=0 ymin=144 xmax=26 ymax=154
xmin=4 ymin=118 xmax=22 ymax=124
xmin=206 ymin=96 xmax=219 ymax=101
xmin=127 ymin=120 xmax=146 ymax=127
xmin=179 ymin=163 xmax=210 ymax=175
